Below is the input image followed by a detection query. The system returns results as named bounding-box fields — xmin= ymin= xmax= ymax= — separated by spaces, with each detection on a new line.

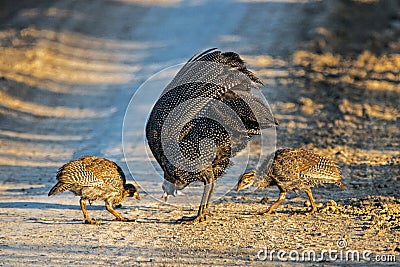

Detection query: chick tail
xmin=48 ymin=182 xmax=70 ymax=196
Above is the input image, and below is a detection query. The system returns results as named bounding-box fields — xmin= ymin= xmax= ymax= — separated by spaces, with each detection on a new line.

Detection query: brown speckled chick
xmin=48 ymin=156 xmax=140 ymax=224
xmin=237 ymin=148 xmax=345 ymax=214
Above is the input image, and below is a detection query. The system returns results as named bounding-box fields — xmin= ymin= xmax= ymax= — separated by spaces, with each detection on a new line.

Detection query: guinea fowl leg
xmin=258 ymin=191 xmax=287 ymax=215
xmin=205 ymin=180 xmax=216 ymax=210
xmin=105 ymin=201 xmax=135 ymax=222
xmin=304 ymin=188 xmax=317 ymax=214
xmin=178 ymin=169 xmax=215 ymax=224
xmin=197 ymin=180 xmax=216 ymax=216
xmin=80 ymin=198 xmax=100 ymax=225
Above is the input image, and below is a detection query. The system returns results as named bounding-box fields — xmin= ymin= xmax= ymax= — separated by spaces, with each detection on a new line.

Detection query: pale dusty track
xmin=0 ymin=0 xmax=399 ymax=266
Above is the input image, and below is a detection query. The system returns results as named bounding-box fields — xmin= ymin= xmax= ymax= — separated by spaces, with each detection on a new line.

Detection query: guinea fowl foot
xmin=255 ymin=209 xmax=276 ymax=215
xmin=113 ymin=217 xmax=136 ymax=222
xmin=307 ymin=207 xmax=317 ymax=214
xmin=177 ymin=212 xmax=213 ymax=224
xmin=84 ymin=218 xmax=102 ymax=225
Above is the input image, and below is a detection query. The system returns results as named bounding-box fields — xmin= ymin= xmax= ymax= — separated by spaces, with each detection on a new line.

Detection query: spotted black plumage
xmin=237 ymin=148 xmax=345 ymax=214
xmin=146 ymin=48 xmax=278 ymax=223
xmin=48 ymin=156 xmax=140 ymax=224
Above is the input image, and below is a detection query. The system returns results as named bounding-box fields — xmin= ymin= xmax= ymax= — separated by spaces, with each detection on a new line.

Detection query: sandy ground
xmin=0 ymin=0 xmax=399 ymax=266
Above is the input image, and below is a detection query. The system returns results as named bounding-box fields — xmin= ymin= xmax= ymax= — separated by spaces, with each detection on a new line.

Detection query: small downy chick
xmin=48 ymin=156 xmax=140 ymax=224
xmin=237 ymin=148 xmax=345 ymax=214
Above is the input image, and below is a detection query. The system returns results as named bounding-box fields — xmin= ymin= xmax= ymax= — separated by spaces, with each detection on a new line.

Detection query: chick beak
xmin=133 ymin=191 xmax=140 ymax=200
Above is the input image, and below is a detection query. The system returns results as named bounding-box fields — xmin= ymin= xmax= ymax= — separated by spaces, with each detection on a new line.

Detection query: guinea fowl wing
xmin=274 ymin=149 xmax=343 ymax=187
xmin=84 ymin=157 xmax=126 ymax=189
xmin=145 ymin=49 xmax=277 ymax=223
xmin=300 ymin=157 xmax=343 ymax=186
xmin=146 ymin=49 xmax=269 ymax=181
xmin=272 ymin=149 xmax=319 ymax=183
xmin=57 ymin=161 xmax=101 ymax=186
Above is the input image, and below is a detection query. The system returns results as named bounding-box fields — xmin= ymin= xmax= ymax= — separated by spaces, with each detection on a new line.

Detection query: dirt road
xmin=0 ymin=0 xmax=399 ymax=266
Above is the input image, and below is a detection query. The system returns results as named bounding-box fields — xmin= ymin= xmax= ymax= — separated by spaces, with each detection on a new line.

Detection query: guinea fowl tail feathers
xmin=188 ymin=48 xmax=263 ymax=85
xmin=48 ymin=182 xmax=71 ymax=196
xmin=189 ymin=47 xmax=218 ymax=62
xmin=221 ymin=51 xmax=263 ymax=85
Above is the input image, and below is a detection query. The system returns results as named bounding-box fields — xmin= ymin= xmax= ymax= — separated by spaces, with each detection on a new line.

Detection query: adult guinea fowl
xmin=146 ymin=48 xmax=278 ymax=224
xmin=48 ymin=156 xmax=140 ymax=224
xmin=237 ymin=148 xmax=346 ymax=214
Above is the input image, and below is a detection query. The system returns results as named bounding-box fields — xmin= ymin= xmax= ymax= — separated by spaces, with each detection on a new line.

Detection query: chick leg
xmin=259 ymin=191 xmax=287 ymax=215
xmin=105 ymin=201 xmax=135 ymax=222
xmin=80 ymin=198 xmax=100 ymax=225
xmin=305 ymin=188 xmax=317 ymax=214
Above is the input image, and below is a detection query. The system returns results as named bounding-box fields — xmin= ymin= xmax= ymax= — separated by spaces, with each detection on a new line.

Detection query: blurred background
xmin=0 ymin=0 xmax=399 ymax=208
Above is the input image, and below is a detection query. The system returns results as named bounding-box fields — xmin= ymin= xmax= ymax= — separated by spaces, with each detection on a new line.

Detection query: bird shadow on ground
xmin=136 ymin=218 xmax=181 ymax=225
xmin=3 ymin=186 xmax=50 ymax=196
xmin=0 ymin=201 xmax=103 ymax=210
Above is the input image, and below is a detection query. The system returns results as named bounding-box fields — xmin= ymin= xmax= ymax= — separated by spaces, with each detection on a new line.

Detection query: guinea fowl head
xmin=161 ymin=179 xmax=185 ymax=202
xmin=236 ymin=170 xmax=256 ymax=191
xmin=124 ymin=183 xmax=140 ymax=200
